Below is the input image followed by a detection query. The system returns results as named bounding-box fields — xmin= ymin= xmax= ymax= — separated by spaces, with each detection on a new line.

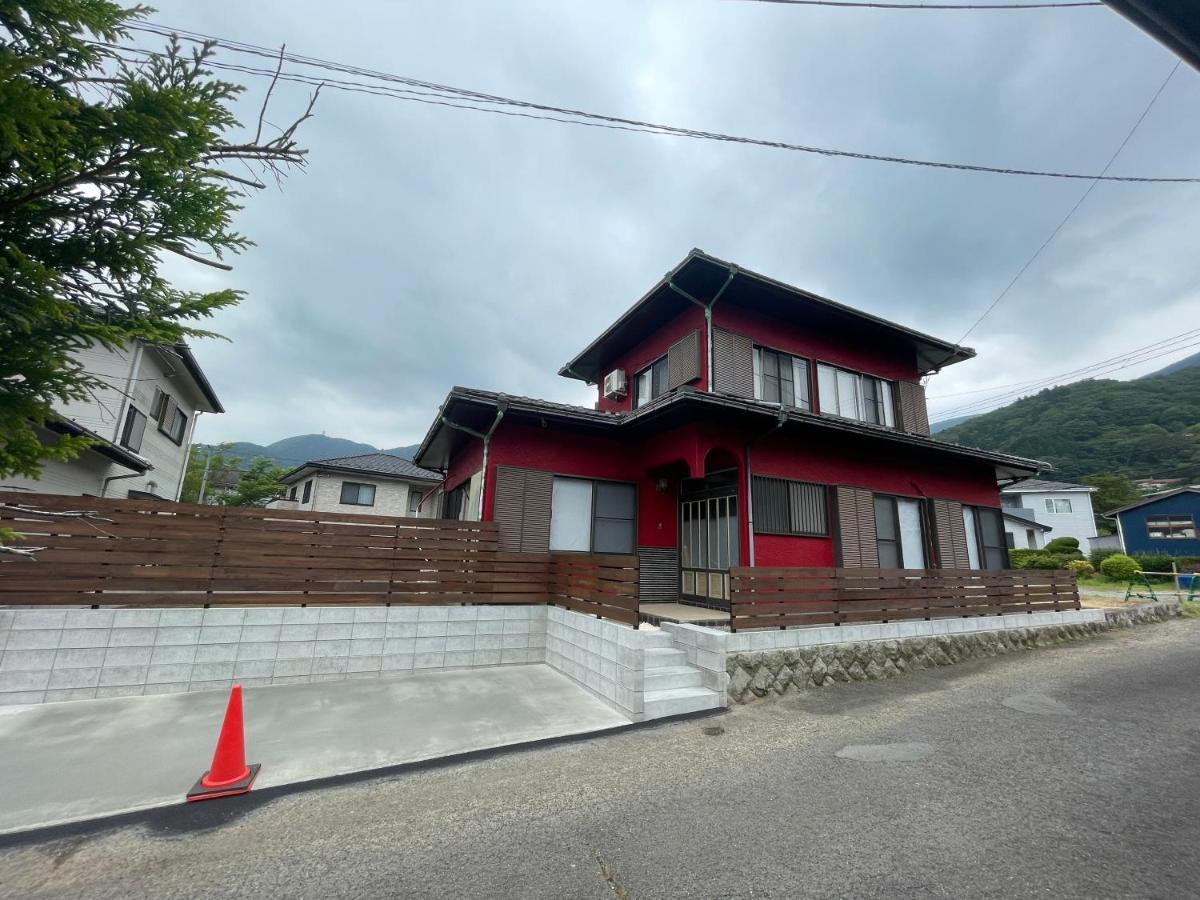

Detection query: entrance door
xmin=679 ymin=469 xmax=740 ymax=608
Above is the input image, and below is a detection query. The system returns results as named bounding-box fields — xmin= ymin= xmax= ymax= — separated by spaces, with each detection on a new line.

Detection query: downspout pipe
xmin=439 ymin=396 xmax=508 ymax=519
xmin=743 ymin=407 xmax=788 ymax=568
xmin=667 ymin=266 xmax=737 ymax=393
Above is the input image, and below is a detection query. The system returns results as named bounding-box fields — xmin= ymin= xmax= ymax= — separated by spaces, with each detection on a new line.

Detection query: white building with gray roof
xmin=270 ymin=452 xmax=443 ymax=518
xmin=1000 ymin=479 xmax=1098 ymax=554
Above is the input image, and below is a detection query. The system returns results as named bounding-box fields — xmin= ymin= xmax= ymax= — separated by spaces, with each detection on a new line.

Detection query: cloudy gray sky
xmin=142 ymin=0 xmax=1200 ymax=447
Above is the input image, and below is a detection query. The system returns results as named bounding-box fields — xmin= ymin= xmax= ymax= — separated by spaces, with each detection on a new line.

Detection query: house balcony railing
xmin=728 ymin=566 xmax=1080 ymax=632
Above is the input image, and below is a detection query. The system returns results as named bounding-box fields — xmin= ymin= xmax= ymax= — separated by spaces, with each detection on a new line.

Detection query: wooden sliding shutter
xmin=666 ymin=329 xmax=701 ymax=389
xmin=711 ymin=327 xmax=754 ymax=397
xmin=835 ymin=486 xmax=878 ymax=568
xmin=930 ymin=498 xmax=971 ymax=568
xmin=898 ymin=381 xmax=931 ymax=435
xmin=492 ymin=466 xmax=552 ymax=552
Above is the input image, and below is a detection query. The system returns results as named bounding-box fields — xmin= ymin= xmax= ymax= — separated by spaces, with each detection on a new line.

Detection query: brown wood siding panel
xmin=898 ymin=381 xmax=931 ymax=435
xmin=711 ymin=327 xmax=754 ymax=397
xmin=638 ymin=546 xmax=679 ymax=602
xmin=520 ymin=469 xmax=553 ymax=553
xmin=493 ymin=465 xmax=526 ymax=552
xmin=491 ymin=466 xmax=552 ymax=553
xmin=835 ymin=486 xmax=878 ymax=568
xmin=932 ymin=499 xmax=971 ymax=569
xmin=666 ymin=329 xmax=701 ymax=389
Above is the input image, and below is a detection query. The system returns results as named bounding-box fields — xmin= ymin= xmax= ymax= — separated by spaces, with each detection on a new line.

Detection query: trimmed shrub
xmin=1099 ymin=554 xmax=1139 ymax=582
xmin=1066 ymin=559 xmax=1094 ymax=578
xmin=1044 ymin=536 xmax=1081 ymax=554
xmin=1132 ymin=553 xmax=1177 ymax=575
xmin=1012 ymin=552 xmax=1068 ymax=570
xmin=1090 ymin=547 xmax=1121 ymax=569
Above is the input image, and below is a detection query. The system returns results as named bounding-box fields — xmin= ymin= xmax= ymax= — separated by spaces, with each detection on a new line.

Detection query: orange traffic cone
xmin=187 ymin=684 xmax=261 ymax=801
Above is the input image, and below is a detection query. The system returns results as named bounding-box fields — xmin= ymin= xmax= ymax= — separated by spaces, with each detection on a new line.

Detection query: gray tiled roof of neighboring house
xmin=1002 ymin=507 xmax=1052 ymax=531
xmin=290 ymin=453 xmax=441 ymax=482
xmin=1002 ymin=479 xmax=1095 ymax=493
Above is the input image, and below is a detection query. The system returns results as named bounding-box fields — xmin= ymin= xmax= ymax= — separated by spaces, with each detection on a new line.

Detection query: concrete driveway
xmin=0 ymin=664 xmax=630 ymax=834
xmin=2 ymin=619 xmax=1196 ymax=899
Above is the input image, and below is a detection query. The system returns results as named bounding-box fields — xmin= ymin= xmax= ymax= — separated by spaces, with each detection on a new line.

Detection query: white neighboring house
xmin=270 ymin=453 xmax=443 ymax=517
xmin=5 ymin=341 xmax=222 ymax=500
xmin=1000 ymin=479 xmax=1098 ymax=553
xmin=1002 ymin=508 xmax=1054 ymax=551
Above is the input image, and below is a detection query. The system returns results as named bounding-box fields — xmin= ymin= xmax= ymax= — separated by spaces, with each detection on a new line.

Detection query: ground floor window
xmin=1146 ymin=515 xmax=1196 ymax=539
xmin=874 ymin=495 xmax=928 ymax=569
xmin=548 ymin=477 xmax=636 ymax=553
xmin=407 ymin=488 xmax=423 ymax=517
xmin=963 ymin=505 xmax=1007 ymax=569
xmin=752 ymin=476 xmax=828 ymax=536
xmin=340 ymin=482 xmax=376 ymax=506
xmin=442 ymin=480 xmax=470 ymax=519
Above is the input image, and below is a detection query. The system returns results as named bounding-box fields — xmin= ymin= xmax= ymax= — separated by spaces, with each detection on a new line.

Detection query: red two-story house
xmin=414 ymin=249 xmax=1043 ymax=615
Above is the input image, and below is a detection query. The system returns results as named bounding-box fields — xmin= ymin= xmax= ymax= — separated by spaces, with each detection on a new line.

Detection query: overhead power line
xmin=736 ymin=0 xmax=1103 ymax=8
xmin=107 ymin=22 xmax=1199 ymax=185
xmin=929 ymin=328 xmax=1200 ymax=418
xmin=923 ymin=58 xmax=1184 ymax=374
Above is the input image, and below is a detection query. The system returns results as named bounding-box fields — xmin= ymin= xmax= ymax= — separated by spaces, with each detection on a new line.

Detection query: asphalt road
xmin=2 ymin=618 xmax=1198 ymax=900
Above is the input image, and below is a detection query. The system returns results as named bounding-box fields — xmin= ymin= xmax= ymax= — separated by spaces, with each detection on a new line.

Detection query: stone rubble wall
xmin=727 ymin=603 xmax=1180 ymax=704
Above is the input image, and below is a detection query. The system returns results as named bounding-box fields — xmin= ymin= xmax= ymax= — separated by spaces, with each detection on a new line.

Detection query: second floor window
xmin=1044 ymin=498 xmax=1072 ymax=514
xmin=340 ymin=482 xmax=376 ymax=506
xmin=816 ymin=363 xmax=896 ymax=428
xmin=634 ymin=357 xmax=668 ymax=408
xmin=119 ymin=406 xmax=147 ymax=453
xmin=151 ymin=389 xmax=187 ymax=444
xmin=753 ymin=347 xmax=810 ymax=411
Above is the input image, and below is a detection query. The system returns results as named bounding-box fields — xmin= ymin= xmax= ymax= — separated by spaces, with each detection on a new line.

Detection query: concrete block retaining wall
xmin=0 ymin=606 xmax=547 ymax=707
xmin=545 ymin=606 xmax=646 ymax=720
xmin=721 ymin=606 xmax=1178 ymax=704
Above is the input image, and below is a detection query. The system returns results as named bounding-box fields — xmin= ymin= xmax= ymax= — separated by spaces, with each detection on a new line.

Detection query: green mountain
xmin=936 ymin=367 xmax=1200 ymax=483
xmin=929 ymin=414 xmax=976 ymax=434
xmin=200 ymin=434 xmax=420 ymax=470
xmin=1138 ymin=349 xmax=1200 ymax=380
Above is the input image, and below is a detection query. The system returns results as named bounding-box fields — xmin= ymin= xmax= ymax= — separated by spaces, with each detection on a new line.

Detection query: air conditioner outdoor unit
xmin=603 ymin=368 xmax=627 ymax=400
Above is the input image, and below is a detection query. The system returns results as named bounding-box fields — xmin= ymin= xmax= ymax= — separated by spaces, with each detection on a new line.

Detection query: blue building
xmin=1107 ymin=487 xmax=1200 ymax=557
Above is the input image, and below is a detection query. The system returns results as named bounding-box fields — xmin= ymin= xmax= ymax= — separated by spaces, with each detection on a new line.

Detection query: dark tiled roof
xmin=295 ymin=453 xmax=441 ymax=482
xmin=1105 ymin=486 xmax=1200 ymax=517
xmin=414 ymin=386 xmax=1047 ymax=476
xmin=1002 ymin=479 xmax=1095 ymax=493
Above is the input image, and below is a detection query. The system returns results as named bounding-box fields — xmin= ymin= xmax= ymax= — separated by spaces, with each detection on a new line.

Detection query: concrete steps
xmin=644 ymin=686 xmax=722 ymax=719
xmin=641 ymin=640 xmax=721 ymax=718
xmin=644 ymin=665 xmax=702 ymax=692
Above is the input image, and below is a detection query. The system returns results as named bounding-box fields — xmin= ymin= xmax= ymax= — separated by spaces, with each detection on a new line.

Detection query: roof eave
xmin=559 ymin=249 xmax=976 ymax=382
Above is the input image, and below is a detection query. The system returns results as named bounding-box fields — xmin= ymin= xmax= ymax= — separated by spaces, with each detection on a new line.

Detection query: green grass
xmin=1180 ymin=601 xmax=1200 ymax=619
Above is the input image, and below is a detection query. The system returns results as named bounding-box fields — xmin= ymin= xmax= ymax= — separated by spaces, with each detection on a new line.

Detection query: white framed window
xmin=1044 ymin=498 xmax=1073 ymax=514
xmin=816 ymin=363 xmax=895 ymax=428
xmin=752 ymin=347 xmax=810 ymax=411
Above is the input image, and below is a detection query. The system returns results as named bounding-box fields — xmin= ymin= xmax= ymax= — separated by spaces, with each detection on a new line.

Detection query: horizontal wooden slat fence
xmin=729 ymin=566 xmax=1080 ymax=632
xmin=551 ymin=553 xmax=640 ymax=626
xmin=0 ymin=493 xmax=638 ymax=623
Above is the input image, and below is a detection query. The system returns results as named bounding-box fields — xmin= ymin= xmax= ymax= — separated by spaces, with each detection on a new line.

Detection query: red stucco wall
xmin=477 ymin=416 xmax=999 ymax=567
xmin=594 ymin=305 xmax=708 ymax=413
xmin=714 ymin=303 xmax=919 ymax=388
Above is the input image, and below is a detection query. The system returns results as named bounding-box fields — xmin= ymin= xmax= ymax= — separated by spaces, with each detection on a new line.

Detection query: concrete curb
xmin=0 ymin=706 xmax=724 ymax=847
